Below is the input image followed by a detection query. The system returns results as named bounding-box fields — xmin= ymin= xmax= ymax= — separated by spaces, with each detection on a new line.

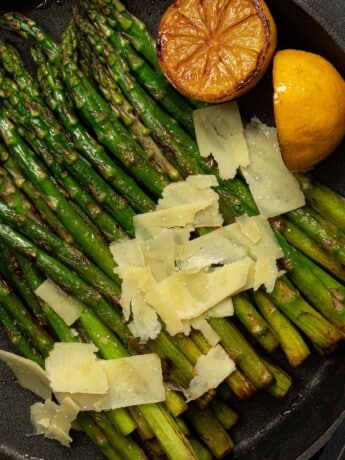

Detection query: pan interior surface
xmin=0 ymin=1 xmax=344 ymax=459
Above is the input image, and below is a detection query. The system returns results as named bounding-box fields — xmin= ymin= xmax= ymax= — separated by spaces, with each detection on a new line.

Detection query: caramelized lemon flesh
xmin=157 ymin=0 xmax=277 ymax=103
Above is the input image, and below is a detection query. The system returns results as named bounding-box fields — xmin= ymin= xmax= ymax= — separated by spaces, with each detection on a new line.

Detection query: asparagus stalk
xmin=0 ymin=272 xmax=54 ymax=356
xmin=81 ymin=0 xmax=195 ymax=136
xmin=269 ymin=275 xmax=343 ymax=351
xmin=251 ymin=289 xmax=311 ymax=367
xmin=297 ymin=173 xmax=345 ymax=229
xmin=271 ymin=216 xmax=345 ymax=282
xmin=0 ymin=198 xmax=123 ymax=303
xmin=0 ymin=240 xmax=46 ymax=326
xmin=0 ymin=40 xmax=42 ymax=101
xmin=30 ymin=45 xmax=156 ymax=214
xmin=0 ymin=302 xmax=44 ymax=366
xmin=0 ymin=106 xmax=119 ymax=280
xmin=260 ymin=357 xmax=292 ymax=398
xmin=8 ymin=112 xmax=127 ymax=244
xmin=77 ymin=40 xmax=182 ymax=182
xmin=0 ymin=142 xmax=74 ymax=244
xmin=91 ymin=412 xmax=148 ymax=460
xmin=209 ymin=399 xmax=239 ymax=430
xmin=287 ymin=205 xmax=345 ymax=266
xmin=188 ymin=438 xmax=213 ymax=460
xmin=77 ymin=413 xmax=124 ymax=460
xmin=233 ymin=293 xmax=279 ymax=353
xmin=0 ymin=12 xmax=60 ymax=64
xmin=185 ymin=403 xmax=235 ymax=458
xmin=276 ymin=232 xmax=345 ymax=333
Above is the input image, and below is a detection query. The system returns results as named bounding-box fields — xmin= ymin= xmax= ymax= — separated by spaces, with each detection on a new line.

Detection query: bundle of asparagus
xmin=0 ymin=1 xmax=344 ymax=458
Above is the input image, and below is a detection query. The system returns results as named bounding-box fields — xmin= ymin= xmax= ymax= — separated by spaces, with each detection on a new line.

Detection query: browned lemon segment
xmin=157 ymin=0 xmax=277 ymax=103
xmin=273 ymin=49 xmax=345 ymax=172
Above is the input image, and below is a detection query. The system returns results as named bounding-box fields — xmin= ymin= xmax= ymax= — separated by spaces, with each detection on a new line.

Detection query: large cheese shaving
xmin=183 ymin=345 xmax=236 ymax=401
xmin=35 ymin=279 xmax=83 ymax=326
xmin=45 ymin=343 xmax=108 ymax=394
xmin=241 ymin=118 xmax=305 ymax=217
xmin=193 ymin=102 xmax=250 ymax=179
xmin=0 ymin=350 xmax=51 ymax=400
xmin=55 ymin=354 xmax=165 ymax=412
xmin=145 ymin=258 xmax=252 ymax=335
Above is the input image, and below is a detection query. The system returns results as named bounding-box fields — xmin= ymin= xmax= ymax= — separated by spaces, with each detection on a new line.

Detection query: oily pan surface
xmin=0 ymin=0 xmax=344 ymax=459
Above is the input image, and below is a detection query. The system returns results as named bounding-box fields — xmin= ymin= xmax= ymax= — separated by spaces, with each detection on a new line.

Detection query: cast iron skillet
xmin=0 ymin=1 xmax=344 ymax=459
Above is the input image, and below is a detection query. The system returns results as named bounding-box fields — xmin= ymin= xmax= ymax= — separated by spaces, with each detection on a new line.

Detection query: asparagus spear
xmin=271 ymin=216 xmax=345 ymax=282
xmin=185 ymin=403 xmax=235 ymax=458
xmin=77 ymin=40 xmax=182 ymax=182
xmin=77 ymin=413 xmax=124 ymax=460
xmin=0 ymin=302 xmax=44 ymax=366
xmin=0 ymin=106 xmax=120 ymax=281
xmin=0 ymin=198 xmax=123 ymax=303
xmin=0 ymin=40 xmax=42 ymax=101
xmin=251 ymin=290 xmax=311 ymax=367
xmin=0 ymin=75 xmax=138 ymax=237
xmin=233 ymin=293 xmax=279 ymax=353
xmin=7 ymin=112 xmax=127 ymax=244
xmin=260 ymin=357 xmax=292 ymax=398
xmin=91 ymin=412 xmax=147 ymax=460
xmin=29 ymin=45 xmax=156 ymax=213
xmin=269 ymin=275 xmax=343 ymax=351
xmin=0 ymin=12 xmax=60 ymax=64
xmin=0 ymin=240 xmax=46 ymax=326
xmin=0 ymin=273 xmax=54 ymax=356
xmin=287 ymin=205 xmax=345 ymax=265
xmin=0 ymin=142 xmax=74 ymax=244
xmin=81 ymin=0 xmax=195 ymax=136
xmin=276 ymin=232 xmax=345 ymax=333
xmin=297 ymin=173 xmax=345 ymax=229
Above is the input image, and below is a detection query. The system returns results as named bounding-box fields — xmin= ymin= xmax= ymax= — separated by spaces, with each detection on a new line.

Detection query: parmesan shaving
xmin=45 ymin=343 xmax=108 ymax=394
xmin=56 ymin=354 xmax=165 ymax=411
xmin=241 ymin=118 xmax=305 ymax=217
xmin=190 ymin=317 xmax=220 ymax=346
xmin=31 ymin=396 xmax=79 ymax=447
xmin=193 ymin=102 xmax=250 ymax=179
xmin=35 ymin=279 xmax=83 ymax=326
xmin=0 ymin=350 xmax=51 ymax=400
xmin=184 ymin=345 xmax=236 ymax=401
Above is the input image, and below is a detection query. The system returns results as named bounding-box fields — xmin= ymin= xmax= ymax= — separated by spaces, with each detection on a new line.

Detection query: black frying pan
xmin=0 ymin=1 xmax=344 ymax=459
